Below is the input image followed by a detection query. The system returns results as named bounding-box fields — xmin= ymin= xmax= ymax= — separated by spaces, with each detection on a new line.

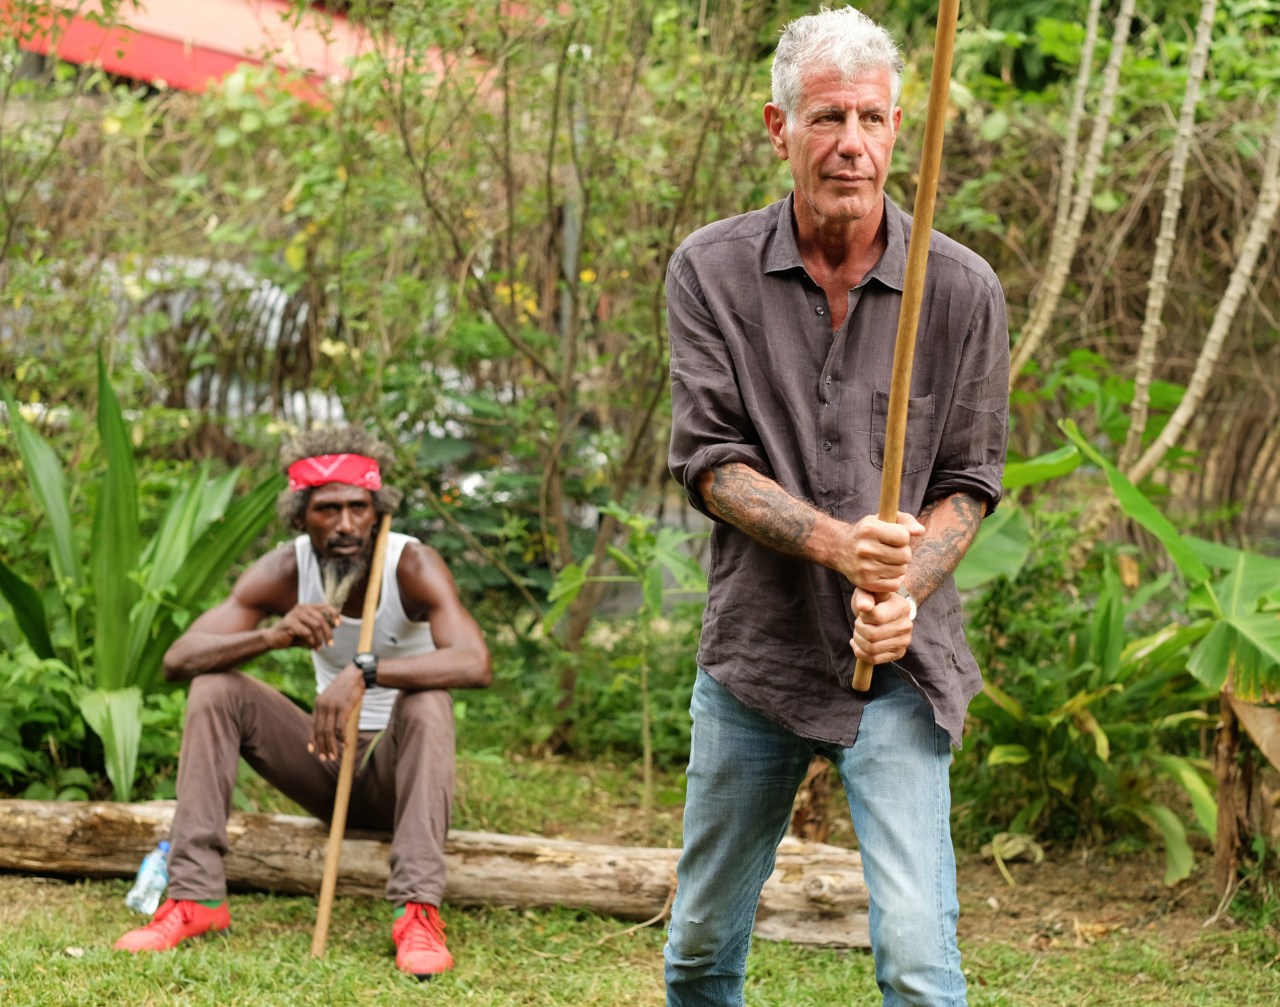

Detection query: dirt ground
xmin=954 ymin=845 xmax=1230 ymax=950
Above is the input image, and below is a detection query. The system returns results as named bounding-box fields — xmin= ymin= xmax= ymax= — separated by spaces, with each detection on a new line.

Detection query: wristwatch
xmin=897 ymin=585 xmax=918 ymax=622
xmin=353 ymin=651 xmax=379 ymax=689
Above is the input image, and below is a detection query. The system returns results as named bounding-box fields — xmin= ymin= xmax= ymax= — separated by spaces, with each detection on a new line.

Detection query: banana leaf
xmin=1059 ymin=420 xmax=1213 ymax=589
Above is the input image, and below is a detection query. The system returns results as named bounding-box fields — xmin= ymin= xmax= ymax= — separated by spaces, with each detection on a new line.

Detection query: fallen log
xmin=0 ymin=799 xmax=869 ymax=947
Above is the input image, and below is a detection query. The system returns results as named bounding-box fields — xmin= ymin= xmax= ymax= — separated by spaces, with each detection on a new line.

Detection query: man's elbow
xmin=468 ymin=647 xmax=493 ymax=689
xmin=162 ymin=644 xmax=195 ymax=683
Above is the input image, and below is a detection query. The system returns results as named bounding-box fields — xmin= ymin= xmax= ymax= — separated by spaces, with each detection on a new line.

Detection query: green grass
xmin=3 ymin=755 xmax=1278 ymax=1005
xmin=2 ymin=875 xmax=1276 ymax=1007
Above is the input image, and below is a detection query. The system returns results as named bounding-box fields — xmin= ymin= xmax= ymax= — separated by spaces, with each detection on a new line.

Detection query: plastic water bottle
xmin=125 ymin=840 xmax=170 ymax=914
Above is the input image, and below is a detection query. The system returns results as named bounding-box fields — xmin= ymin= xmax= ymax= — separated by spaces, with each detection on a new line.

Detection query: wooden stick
xmin=310 ymin=512 xmax=393 ymax=957
xmin=852 ymin=0 xmax=960 ymax=693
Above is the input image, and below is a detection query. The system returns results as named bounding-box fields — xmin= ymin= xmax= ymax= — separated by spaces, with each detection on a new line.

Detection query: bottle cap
xmin=159 ymin=840 xmax=171 ymax=852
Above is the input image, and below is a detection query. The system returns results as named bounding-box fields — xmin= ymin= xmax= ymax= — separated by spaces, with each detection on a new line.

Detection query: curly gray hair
xmin=771 ymin=6 xmax=904 ymax=124
xmin=276 ymin=426 xmax=404 ymax=527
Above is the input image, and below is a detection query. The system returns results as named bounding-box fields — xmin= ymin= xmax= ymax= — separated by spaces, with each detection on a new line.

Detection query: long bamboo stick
xmin=852 ymin=0 xmax=960 ymax=692
xmin=311 ymin=512 xmax=393 ymax=956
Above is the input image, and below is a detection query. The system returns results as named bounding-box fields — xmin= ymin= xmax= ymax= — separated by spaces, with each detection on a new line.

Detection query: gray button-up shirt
xmin=667 ymin=194 xmax=1009 ymax=746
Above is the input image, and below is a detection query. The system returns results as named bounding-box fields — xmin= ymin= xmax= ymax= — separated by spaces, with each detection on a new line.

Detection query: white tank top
xmin=293 ymin=532 xmax=436 ymax=730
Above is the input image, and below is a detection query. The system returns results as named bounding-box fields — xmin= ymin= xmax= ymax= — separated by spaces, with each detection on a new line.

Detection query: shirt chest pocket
xmin=870 ymin=390 xmax=936 ymax=475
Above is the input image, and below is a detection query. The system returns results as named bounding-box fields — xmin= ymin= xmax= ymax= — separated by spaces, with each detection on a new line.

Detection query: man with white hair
xmin=664 ymin=7 xmax=1008 ymax=1005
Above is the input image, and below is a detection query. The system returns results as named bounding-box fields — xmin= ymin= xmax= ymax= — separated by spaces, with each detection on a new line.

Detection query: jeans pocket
xmin=870 ymin=390 xmax=935 ymax=474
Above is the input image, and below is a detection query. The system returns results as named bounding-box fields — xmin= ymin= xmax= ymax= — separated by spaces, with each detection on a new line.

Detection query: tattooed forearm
xmin=909 ymin=493 xmax=987 ymax=600
xmin=703 ymin=464 xmax=818 ymax=556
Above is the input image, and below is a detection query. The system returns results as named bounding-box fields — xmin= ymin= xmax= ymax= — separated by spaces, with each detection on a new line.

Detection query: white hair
xmin=771 ymin=6 xmax=904 ymax=123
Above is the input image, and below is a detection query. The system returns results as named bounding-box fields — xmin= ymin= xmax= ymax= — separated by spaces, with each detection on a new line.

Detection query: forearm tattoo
xmin=911 ymin=493 xmax=987 ymax=598
xmin=704 ymin=464 xmax=817 ymax=556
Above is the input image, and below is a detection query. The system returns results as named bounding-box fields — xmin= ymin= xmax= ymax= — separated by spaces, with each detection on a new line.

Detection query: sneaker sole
xmin=115 ymin=926 xmax=231 ymax=953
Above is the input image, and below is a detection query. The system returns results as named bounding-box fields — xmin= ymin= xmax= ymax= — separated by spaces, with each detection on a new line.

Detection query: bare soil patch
xmin=955 ymin=846 xmax=1229 ymax=951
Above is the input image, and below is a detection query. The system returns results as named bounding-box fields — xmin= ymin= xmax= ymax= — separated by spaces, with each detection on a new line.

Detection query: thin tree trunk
xmin=1119 ymin=0 xmax=1219 ymax=471
xmin=1010 ymin=0 xmax=1135 ymax=383
xmin=1214 ymin=693 xmax=1242 ymax=898
xmin=1052 ymin=0 xmax=1103 ymax=238
xmin=1128 ymin=102 xmax=1280 ymax=486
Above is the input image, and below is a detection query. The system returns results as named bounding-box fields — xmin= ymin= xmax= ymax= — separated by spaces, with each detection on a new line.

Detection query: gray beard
xmin=320 ymin=553 xmax=369 ymax=609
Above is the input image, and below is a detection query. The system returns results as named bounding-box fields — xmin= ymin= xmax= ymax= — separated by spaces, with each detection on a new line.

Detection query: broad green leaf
xmin=1 ymin=388 xmax=80 ymax=590
xmin=1224 ymin=612 xmax=1280 ymax=700
xmin=1210 ymin=549 xmax=1280 ymax=617
xmin=1151 ymin=754 xmax=1217 ymax=837
xmin=79 ymin=687 xmax=142 ymax=801
xmin=1187 ymin=621 xmax=1233 ymax=691
xmin=1002 ymin=445 xmax=1080 ymax=490
xmin=127 ymin=463 xmax=213 ymax=671
xmin=1124 ymin=621 xmax=1210 ymax=674
xmin=0 ymin=558 xmax=56 ymax=659
xmin=1185 ymin=536 xmax=1251 ymax=572
xmin=542 ymin=559 xmax=593 ymax=632
xmin=1060 ymin=421 xmax=1212 ymax=588
xmin=127 ymin=464 xmax=246 ymax=674
xmin=163 ymin=477 xmax=279 ymax=614
xmin=133 ymin=473 xmax=282 ymax=692
xmin=547 ymin=559 xmax=591 ymax=603
xmin=1141 ymin=802 xmax=1195 ymax=886
xmin=954 ymin=506 xmax=1032 ymax=590
xmin=987 ymin=744 xmax=1031 ymax=766
xmin=90 ymin=357 xmax=141 ymax=691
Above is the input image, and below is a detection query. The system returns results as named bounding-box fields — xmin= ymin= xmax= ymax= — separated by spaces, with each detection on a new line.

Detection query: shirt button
xmin=815 ymin=306 xmax=825 ymax=315
xmin=823 ymin=440 xmax=832 ymax=451
xmin=824 ymin=375 xmax=832 ymax=386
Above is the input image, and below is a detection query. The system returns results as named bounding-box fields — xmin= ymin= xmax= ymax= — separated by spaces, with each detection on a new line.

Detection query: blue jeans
xmin=664 ymin=668 xmax=966 ymax=1007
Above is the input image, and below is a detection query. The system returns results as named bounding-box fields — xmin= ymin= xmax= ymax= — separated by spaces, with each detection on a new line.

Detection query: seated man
xmin=114 ymin=427 xmax=491 ymax=981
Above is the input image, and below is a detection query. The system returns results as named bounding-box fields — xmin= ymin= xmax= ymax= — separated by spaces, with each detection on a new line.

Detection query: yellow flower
xmin=579 ymin=268 xmax=597 ymax=284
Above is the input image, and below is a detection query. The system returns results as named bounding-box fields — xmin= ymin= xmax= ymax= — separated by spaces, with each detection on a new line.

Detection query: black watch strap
xmin=354 ymin=651 xmax=378 ymax=688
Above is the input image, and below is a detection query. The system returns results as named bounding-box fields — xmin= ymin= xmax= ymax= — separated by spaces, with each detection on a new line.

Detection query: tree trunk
xmin=1128 ymin=101 xmax=1280 ymax=486
xmin=1009 ymin=0 xmax=1135 ymax=381
xmin=0 ymin=799 xmax=870 ymax=947
xmin=1119 ymin=0 xmax=1219 ymax=471
xmin=1214 ymin=694 xmax=1242 ymax=898
xmin=790 ymin=757 xmax=835 ymax=844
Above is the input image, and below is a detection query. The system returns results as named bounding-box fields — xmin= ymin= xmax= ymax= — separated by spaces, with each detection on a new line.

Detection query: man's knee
xmin=186 ymin=671 xmax=254 ymax=716
xmin=391 ymin=689 xmax=454 ymax=733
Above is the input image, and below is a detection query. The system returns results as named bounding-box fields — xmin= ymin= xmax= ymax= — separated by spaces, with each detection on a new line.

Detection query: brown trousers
xmin=167 ymin=671 xmax=454 ymax=907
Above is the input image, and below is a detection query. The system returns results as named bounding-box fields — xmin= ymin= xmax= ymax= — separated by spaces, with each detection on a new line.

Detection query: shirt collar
xmin=763 ymin=192 xmax=908 ymax=292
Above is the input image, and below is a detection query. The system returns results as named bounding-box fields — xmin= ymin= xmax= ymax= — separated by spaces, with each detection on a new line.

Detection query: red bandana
xmin=287 ymin=454 xmax=382 ymax=492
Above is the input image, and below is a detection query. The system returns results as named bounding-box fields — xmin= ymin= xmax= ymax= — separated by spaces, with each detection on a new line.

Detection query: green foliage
xmin=960 ymin=417 xmax=1280 ymax=882
xmin=0 ymin=365 xmax=281 ymax=799
xmin=1063 ymin=421 xmax=1280 ymax=700
xmin=959 ymin=515 xmax=1218 ymax=884
xmin=0 ymin=645 xmax=86 ymax=796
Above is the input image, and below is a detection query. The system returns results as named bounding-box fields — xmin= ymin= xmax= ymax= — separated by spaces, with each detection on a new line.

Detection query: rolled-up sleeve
xmin=926 ymin=272 xmax=1010 ymax=511
xmin=667 ymin=247 xmax=773 ymax=518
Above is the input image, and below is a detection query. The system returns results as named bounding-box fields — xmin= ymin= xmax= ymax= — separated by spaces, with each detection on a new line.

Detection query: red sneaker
xmin=114 ymin=899 xmax=231 ymax=952
xmin=392 ymin=902 xmax=453 ymax=980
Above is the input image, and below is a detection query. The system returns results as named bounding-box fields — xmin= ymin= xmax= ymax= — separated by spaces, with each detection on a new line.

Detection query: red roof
xmin=8 ymin=0 xmax=372 ymax=97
